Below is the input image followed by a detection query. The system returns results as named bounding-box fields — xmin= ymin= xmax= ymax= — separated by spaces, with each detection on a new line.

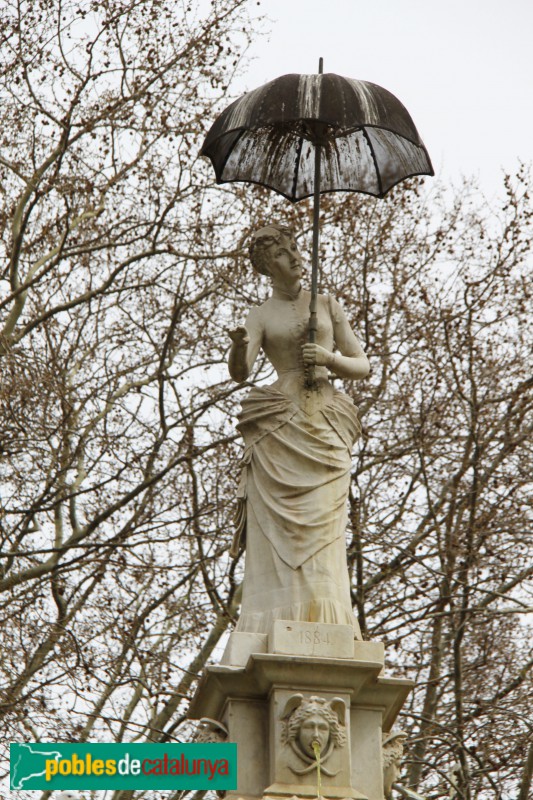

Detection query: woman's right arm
xmin=228 ymin=309 xmax=262 ymax=383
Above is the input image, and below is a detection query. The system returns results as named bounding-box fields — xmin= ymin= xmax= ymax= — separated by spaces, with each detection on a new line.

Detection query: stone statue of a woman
xmin=228 ymin=224 xmax=369 ymax=639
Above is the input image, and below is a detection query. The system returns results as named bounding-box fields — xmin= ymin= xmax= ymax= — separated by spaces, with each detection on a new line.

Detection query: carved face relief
xmin=382 ymin=731 xmax=408 ymax=799
xmin=195 ymin=717 xmax=228 ymax=744
xmin=298 ymin=713 xmax=331 ymax=757
xmin=281 ymin=694 xmax=347 ymax=776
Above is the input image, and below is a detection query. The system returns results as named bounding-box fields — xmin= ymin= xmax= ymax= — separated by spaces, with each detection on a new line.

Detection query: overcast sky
xmin=231 ymin=0 xmax=533 ymax=199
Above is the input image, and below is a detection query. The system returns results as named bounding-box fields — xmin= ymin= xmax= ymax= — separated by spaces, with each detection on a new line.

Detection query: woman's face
xmin=297 ymin=713 xmax=330 ymax=757
xmin=265 ymin=234 xmax=302 ymax=284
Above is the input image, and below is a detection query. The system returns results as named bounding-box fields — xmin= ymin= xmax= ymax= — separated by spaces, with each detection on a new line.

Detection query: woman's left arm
xmin=301 ymin=297 xmax=369 ymax=380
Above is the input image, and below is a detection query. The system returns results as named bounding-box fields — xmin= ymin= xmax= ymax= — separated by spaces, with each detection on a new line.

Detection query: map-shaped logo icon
xmin=10 ymin=743 xmax=63 ymax=789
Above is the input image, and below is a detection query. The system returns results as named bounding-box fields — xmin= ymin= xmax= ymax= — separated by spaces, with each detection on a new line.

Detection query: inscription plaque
xmin=269 ymin=620 xmax=354 ymax=659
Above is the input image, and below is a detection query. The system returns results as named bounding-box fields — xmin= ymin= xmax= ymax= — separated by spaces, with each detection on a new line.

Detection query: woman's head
xmin=249 ymin=224 xmax=296 ymax=276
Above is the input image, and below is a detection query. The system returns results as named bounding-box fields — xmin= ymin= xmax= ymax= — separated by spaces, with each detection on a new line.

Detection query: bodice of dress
xmin=252 ymin=287 xmax=334 ymax=406
xmin=243 ymin=286 xmax=365 ymax=413
xmin=260 ymin=287 xmax=333 ymax=376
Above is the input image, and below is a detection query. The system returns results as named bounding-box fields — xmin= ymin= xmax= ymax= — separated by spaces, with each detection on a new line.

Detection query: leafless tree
xmin=314 ymin=174 xmax=533 ymax=800
xmin=0 ymin=0 xmax=258 ymax=785
xmin=0 ymin=3 xmax=531 ymax=799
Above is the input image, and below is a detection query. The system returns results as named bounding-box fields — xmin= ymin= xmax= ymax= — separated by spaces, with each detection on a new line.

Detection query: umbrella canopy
xmin=201 ymin=72 xmax=434 ymax=201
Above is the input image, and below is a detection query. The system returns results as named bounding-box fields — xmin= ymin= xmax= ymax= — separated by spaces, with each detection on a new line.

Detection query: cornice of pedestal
xmin=189 ymin=651 xmax=413 ymax=732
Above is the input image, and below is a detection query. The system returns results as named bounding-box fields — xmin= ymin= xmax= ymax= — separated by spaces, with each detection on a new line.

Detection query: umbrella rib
xmin=291 ymin=135 xmax=304 ymax=200
xmin=218 ymin=128 xmax=246 ymax=181
xmin=362 ymin=127 xmax=384 ymax=198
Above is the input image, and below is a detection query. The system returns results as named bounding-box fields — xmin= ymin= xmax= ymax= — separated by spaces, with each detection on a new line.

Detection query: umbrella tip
xmin=318 ymin=57 xmax=323 ymax=74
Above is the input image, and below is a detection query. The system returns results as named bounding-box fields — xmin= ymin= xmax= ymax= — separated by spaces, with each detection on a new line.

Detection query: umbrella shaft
xmin=309 ymin=142 xmax=321 ymax=345
xmin=306 ymin=142 xmax=321 ymax=387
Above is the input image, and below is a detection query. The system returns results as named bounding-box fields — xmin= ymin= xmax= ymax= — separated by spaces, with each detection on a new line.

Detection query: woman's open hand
xmin=229 ymin=326 xmax=250 ymax=346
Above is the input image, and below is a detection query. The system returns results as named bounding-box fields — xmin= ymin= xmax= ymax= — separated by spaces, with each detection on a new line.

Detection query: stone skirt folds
xmin=233 ymin=382 xmax=362 ymax=638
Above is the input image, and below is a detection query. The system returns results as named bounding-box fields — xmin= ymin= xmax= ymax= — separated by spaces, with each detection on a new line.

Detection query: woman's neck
xmin=271 ymin=280 xmax=302 ymax=300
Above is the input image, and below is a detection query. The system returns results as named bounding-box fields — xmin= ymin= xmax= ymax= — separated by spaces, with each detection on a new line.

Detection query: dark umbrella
xmin=201 ymin=61 xmax=433 ymax=383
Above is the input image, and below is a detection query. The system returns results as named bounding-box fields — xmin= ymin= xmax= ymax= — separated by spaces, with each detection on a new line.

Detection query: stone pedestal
xmin=189 ymin=622 xmax=413 ymax=800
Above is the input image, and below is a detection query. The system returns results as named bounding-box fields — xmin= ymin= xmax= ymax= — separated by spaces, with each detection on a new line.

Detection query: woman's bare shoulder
xmin=318 ymin=293 xmax=345 ymax=321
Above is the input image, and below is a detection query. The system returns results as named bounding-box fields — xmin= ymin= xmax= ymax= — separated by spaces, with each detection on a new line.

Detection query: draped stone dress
xmin=233 ymin=287 xmax=364 ymax=638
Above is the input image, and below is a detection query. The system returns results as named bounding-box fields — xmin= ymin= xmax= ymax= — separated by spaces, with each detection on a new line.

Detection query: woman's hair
xmin=283 ymin=696 xmax=346 ymax=748
xmin=249 ymin=224 xmax=294 ymax=276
